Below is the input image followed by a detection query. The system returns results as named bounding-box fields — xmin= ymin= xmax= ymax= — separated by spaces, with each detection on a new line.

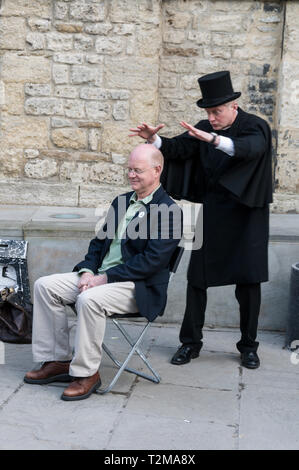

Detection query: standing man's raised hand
xmin=129 ymin=122 xmax=165 ymax=143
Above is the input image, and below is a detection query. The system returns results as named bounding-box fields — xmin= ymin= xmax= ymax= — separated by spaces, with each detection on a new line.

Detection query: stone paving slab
xmin=0 ymin=324 xmax=299 ymax=450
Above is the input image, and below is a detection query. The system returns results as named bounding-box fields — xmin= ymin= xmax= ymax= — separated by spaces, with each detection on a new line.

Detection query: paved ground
xmin=0 ymin=321 xmax=298 ymax=451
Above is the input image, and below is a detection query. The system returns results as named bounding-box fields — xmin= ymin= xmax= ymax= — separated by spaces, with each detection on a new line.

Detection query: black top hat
xmin=196 ymin=71 xmax=241 ymax=108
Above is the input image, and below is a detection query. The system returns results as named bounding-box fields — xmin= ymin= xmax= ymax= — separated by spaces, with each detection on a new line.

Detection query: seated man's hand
xmin=78 ymin=272 xmax=107 ymax=292
xmin=78 ymin=272 xmax=94 ymax=292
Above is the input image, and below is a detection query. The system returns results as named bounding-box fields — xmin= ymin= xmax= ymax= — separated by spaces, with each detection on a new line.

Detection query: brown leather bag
xmin=0 ymin=287 xmax=32 ymax=344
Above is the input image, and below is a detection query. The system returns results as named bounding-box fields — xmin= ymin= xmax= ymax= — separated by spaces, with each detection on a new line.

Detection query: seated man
xmin=24 ymin=144 xmax=182 ymax=401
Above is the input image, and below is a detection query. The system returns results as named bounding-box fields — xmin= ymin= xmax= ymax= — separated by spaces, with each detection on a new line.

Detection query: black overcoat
xmin=160 ymin=108 xmax=273 ymax=288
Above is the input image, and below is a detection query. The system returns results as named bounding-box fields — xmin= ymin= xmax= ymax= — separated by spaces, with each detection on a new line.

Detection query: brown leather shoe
xmin=61 ymin=372 xmax=101 ymax=401
xmin=24 ymin=361 xmax=72 ymax=385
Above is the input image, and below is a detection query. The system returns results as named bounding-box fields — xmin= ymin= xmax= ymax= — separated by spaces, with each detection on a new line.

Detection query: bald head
xmin=127 ymin=144 xmax=164 ymax=199
xmin=129 ymin=143 xmax=164 ymax=170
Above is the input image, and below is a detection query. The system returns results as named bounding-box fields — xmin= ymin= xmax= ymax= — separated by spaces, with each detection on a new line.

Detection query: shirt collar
xmin=130 ymin=184 xmax=161 ymax=205
xmin=221 ymin=110 xmax=238 ymax=131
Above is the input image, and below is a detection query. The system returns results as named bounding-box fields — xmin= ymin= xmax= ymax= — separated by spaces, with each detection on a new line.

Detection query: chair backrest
xmin=169 ymin=246 xmax=184 ymax=274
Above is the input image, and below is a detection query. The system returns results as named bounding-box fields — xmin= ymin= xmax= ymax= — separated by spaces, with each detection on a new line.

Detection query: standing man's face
xmin=205 ymin=102 xmax=238 ymax=130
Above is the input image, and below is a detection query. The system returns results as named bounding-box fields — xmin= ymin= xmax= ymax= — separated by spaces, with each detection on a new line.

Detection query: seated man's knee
xmin=76 ymin=290 xmax=103 ymax=314
xmin=34 ymin=275 xmax=51 ymax=292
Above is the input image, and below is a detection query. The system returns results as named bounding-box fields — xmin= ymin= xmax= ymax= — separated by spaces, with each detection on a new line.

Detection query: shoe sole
xmin=60 ymin=380 xmax=102 ymax=401
xmin=241 ymin=362 xmax=260 ymax=369
xmin=24 ymin=374 xmax=72 ymax=385
xmin=171 ymin=351 xmax=199 ymax=365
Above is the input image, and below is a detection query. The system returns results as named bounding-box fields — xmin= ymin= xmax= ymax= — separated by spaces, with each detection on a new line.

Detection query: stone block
xmin=1 ymin=115 xmax=49 ymax=148
xmin=163 ymin=30 xmax=186 ymax=44
xmin=0 ymin=0 xmax=52 ymax=18
xmin=101 ymin=125 xmax=135 ymax=155
xmin=24 ymin=159 xmax=58 ymax=179
xmin=26 ymin=32 xmax=46 ymax=50
xmin=74 ymin=34 xmax=94 ymax=51
xmin=64 ymin=99 xmax=85 ymax=119
xmin=51 ymin=117 xmax=73 ymax=128
xmin=112 ymin=153 xmax=126 ymax=165
xmin=113 ymin=24 xmax=135 ymax=35
xmin=85 ymin=54 xmax=104 ymax=64
xmin=112 ymin=101 xmax=129 ymax=121
xmin=79 ymin=183 xmax=128 ymax=207
xmin=55 ymin=23 xmax=83 ymax=34
xmin=136 ymin=23 xmax=161 ymax=57
xmin=1 ymin=53 xmax=51 ymax=83
xmin=0 ymin=17 xmax=26 ymax=50
xmin=109 ymin=0 xmax=139 ymax=23
xmin=60 ymin=161 xmax=91 ymax=183
xmin=77 ymin=121 xmax=102 ymax=128
xmin=46 ymin=32 xmax=73 ymax=51
xmin=95 ymin=37 xmax=124 ymax=55
xmin=24 ymin=83 xmax=51 ymax=97
xmin=84 ymin=23 xmax=113 ymax=35
xmin=166 ymin=12 xmax=191 ymax=29
xmin=53 ymin=52 xmax=84 ymax=65
xmin=130 ymin=92 xmax=158 ymax=124
xmin=0 ymin=147 xmax=24 ymax=177
xmin=110 ymin=90 xmax=130 ymax=100
xmin=85 ymin=101 xmax=110 ymax=120
xmin=2 ymin=83 xmax=24 ymax=115
xmin=89 ymin=161 xmax=125 ymax=185
xmin=79 ymin=152 xmax=108 ymax=162
xmin=39 ymin=149 xmax=71 ymax=160
xmin=54 ymin=86 xmax=79 ymax=99
xmin=70 ymin=66 xmax=101 ymax=85
xmin=0 ymin=180 xmax=78 ymax=206
xmin=80 ymin=87 xmax=109 ymax=100
xmin=24 ymin=149 xmax=39 ymax=159
xmin=161 ymin=56 xmax=197 ymax=74
xmin=88 ymin=129 xmax=101 ymax=151
xmin=25 ymin=97 xmax=64 ymax=116
xmin=159 ymin=72 xmax=177 ymax=89
xmin=28 ymin=18 xmax=51 ymax=32
xmin=54 ymin=1 xmax=69 ymax=20
xmin=52 ymin=128 xmax=87 ymax=150
xmin=105 ymin=57 xmax=159 ymax=90
xmin=52 ymin=64 xmax=69 ymax=84
xmin=69 ymin=1 xmax=106 ymax=22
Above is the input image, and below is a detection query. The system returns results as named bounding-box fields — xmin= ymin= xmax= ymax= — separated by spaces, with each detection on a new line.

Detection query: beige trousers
xmin=32 ymin=272 xmax=138 ymax=377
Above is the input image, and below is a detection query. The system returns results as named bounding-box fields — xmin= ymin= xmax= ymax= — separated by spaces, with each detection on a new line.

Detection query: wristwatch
xmin=210 ymin=132 xmax=218 ymax=144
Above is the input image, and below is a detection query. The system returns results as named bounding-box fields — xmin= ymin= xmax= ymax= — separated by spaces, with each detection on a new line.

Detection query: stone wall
xmin=0 ymin=0 xmax=298 ymax=212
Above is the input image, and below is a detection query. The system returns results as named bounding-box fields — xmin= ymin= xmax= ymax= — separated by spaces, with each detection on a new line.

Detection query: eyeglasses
xmin=126 ymin=166 xmax=156 ymax=176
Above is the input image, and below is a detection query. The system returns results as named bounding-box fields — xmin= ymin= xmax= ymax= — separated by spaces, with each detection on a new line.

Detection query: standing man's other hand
xmin=180 ymin=121 xmax=219 ymax=144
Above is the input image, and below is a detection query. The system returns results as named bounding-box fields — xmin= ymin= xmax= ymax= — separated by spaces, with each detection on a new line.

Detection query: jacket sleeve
xmin=219 ymin=119 xmax=273 ymax=207
xmin=73 ymin=197 xmax=119 ymax=273
xmin=160 ymin=125 xmax=203 ymax=161
xmin=231 ymin=121 xmax=268 ymax=161
xmin=105 ymin=207 xmax=183 ymax=283
xmin=73 ymin=236 xmax=105 ymax=274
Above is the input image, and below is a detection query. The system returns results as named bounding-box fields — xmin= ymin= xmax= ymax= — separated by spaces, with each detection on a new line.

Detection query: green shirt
xmin=79 ymin=185 xmax=161 ymax=276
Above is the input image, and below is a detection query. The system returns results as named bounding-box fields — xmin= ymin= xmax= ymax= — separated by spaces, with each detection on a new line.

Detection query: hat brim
xmin=196 ymin=92 xmax=241 ymax=108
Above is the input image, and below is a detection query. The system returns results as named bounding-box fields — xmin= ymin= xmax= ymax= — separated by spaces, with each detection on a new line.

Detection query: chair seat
xmin=110 ymin=312 xmax=142 ymax=319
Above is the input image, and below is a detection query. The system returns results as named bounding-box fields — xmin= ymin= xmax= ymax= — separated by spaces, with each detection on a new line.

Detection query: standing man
xmin=130 ymin=71 xmax=273 ymax=369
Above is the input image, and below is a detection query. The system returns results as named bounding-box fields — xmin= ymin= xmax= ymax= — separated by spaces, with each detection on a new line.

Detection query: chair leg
xmin=97 ymin=321 xmax=160 ymax=395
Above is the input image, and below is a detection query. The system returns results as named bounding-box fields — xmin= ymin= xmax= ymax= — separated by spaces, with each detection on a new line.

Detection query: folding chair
xmin=97 ymin=245 xmax=184 ymax=394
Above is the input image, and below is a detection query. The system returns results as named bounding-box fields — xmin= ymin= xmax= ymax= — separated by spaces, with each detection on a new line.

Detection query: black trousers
xmin=179 ymin=282 xmax=261 ymax=353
